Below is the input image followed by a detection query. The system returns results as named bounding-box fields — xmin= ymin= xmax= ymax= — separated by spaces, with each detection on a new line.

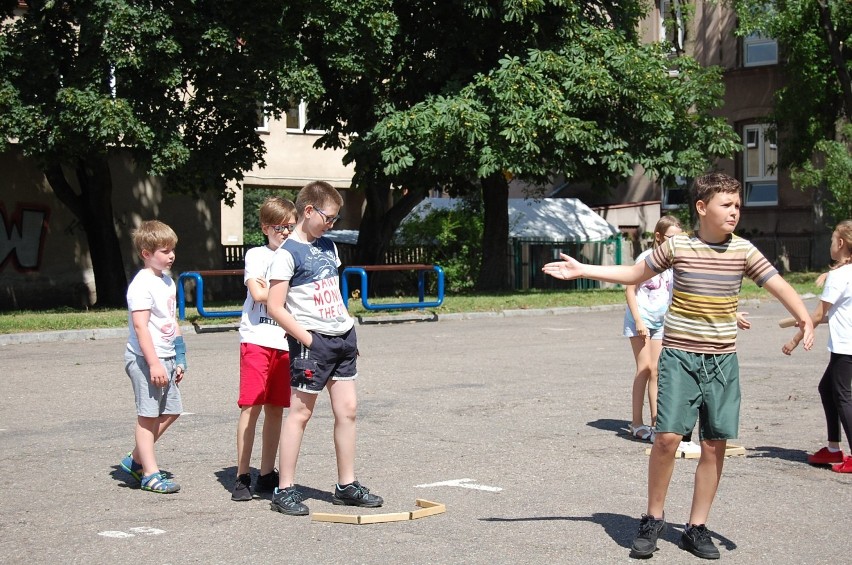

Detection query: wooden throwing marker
xmin=311 ymin=499 xmax=447 ymax=525
xmin=644 ymin=444 xmax=747 ymax=458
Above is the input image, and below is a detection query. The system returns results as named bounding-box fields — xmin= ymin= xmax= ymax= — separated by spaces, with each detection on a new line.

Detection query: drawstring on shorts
xmin=700 ymin=354 xmax=728 ymax=387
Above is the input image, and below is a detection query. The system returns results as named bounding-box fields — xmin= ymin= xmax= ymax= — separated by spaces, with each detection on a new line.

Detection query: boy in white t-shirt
xmin=121 ymin=220 xmax=185 ymax=494
xmin=232 ymin=196 xmax=297 ymax=501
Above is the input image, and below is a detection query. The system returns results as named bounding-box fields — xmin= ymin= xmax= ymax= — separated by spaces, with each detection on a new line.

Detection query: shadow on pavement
xmin=481 ymin=513 xmax=737 ymax=552
xmin=213 ymin=468 xmax=336 ymax=503
xmin=109 ymin=466 xmax=139 ymax=489
xmin=748 ymin=445 xmax=809 ymax=463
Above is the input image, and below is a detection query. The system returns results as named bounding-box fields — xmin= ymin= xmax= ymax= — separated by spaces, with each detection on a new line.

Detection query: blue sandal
xmin=120 ymin=452 xmax=143 ymax=482
xmin=120 ymin=452 xmax=172 ymax=482
xmin=141 ymin=472 xmax=180 ymax=494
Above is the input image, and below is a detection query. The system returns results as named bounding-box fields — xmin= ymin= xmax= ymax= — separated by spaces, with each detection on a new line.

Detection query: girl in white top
xmin=784 ymin=219 xmax=852 ymax=473
xmin=624 ymin=216 xmax=682 ymax=442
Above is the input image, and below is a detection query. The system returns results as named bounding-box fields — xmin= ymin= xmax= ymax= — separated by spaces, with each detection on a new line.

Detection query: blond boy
xmin=121 ymin=220 xmax=185 ymax=494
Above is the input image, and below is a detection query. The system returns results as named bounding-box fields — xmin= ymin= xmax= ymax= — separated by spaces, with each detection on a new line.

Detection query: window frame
xmin=743 ymin=31 xmax=778 ymax=67
xmin=662 ymin=175 xmax=689 ymax=210
xmin=659 ymin=0 xmax=685 ymax=53
xmin=285 ymin=100 xmax=325 ymax=135
xmin=742 ymin=123 xmax=779 ymax=207
xmin=255 ymin=102 xmax=270 ymax=133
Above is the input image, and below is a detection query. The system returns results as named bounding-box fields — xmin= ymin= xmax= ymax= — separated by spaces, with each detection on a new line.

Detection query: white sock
xmin=828 ymin=446 xmax=841 ymax=453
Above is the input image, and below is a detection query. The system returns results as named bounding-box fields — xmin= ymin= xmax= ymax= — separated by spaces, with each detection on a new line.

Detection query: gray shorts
xmin=124 ymin=349 xmax=184 ymax=417
xmin=287 ymin=328 xmax=358 ymax=394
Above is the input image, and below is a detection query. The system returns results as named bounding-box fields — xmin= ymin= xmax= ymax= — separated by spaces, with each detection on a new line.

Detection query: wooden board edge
xmin=357 ymin=512 xmax=412 ymax=524
xmin=311 ymin=512 xmax=360 ymax=524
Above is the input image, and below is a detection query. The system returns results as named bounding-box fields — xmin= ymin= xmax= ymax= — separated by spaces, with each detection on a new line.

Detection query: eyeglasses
xmin=314 ymin=207 xmax=340 ymax=225
xmin=270 ymin=224 xmax=296 ymax=233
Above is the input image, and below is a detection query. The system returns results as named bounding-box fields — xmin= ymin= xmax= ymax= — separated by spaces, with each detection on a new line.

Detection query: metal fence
xmin=510 ymin=237 xmax=623 ymax=290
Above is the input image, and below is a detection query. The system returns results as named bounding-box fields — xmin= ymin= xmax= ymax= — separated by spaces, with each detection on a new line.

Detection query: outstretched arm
xmin=542 ymin=253 xmax=657 ymax=286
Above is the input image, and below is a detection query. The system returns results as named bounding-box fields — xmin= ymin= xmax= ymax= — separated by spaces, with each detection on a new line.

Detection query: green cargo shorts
xmin=655 ymin=348 xmax=741 ymax=440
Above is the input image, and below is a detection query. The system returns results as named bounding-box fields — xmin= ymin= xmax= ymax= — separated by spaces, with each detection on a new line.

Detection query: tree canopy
xmin=0 ymin=1 xmax=315 ymax=305
xmin=298 ymin=1 xmax=739 ymax=289
xmin=732 ymin=0 xmax=852 ymax=223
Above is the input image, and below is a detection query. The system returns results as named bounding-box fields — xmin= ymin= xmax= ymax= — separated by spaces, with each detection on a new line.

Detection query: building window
xmin=255 ymin=102 xmax=269 ymax=133
xmin=285 ymin=99 xmax=324 ymax=134
xmin=662 ymin=175 xmax=689 ymax=209
xmin=659 ymin=0 xmax=685 ymax=54
xmin=743 ymin=124 xmax=778 ymax=206
xmin=743 ymin=32 xmax=778 ymax=67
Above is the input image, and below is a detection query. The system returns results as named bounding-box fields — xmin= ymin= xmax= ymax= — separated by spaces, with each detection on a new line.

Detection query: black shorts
xmin=287 ymin=328 xmax=358 ymax=394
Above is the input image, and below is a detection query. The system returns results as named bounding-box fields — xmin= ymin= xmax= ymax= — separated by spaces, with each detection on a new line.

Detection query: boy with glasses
xmin=232 ymin=196 xmax=297 ymax=501
xmin=266 ymin=181 xmax=383 ymax=515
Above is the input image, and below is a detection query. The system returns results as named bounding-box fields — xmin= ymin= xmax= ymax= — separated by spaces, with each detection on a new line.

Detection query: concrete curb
xmin=0 ymin=296 xmax=801 ymax=346
xmin=0 ymin=324 xmax=196 ymax=346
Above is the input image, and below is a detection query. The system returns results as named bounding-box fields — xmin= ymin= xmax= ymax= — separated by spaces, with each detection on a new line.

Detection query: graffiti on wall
xmin=0 ymin=202 xmax=51 ymax=272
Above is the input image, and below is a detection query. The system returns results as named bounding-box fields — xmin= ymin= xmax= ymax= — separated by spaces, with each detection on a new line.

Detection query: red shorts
xmin=238 ymin=343 xmax=291 ymax=408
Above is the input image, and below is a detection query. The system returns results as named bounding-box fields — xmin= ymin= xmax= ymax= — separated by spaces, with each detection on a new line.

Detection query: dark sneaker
xmin=270 ymin=486 xmax=309 ymax=516
xmin=680 ymin=524 xmax=720 ymax=559
xmin=255 ymin=469 xmax=279 ymax=493
xmin=231 ymin=473 xmax=252 ymax=502
xmin=332 ymin=481 xmax=383 ymax=507
xmin=630 ymin=514 xmax=667 ymax=558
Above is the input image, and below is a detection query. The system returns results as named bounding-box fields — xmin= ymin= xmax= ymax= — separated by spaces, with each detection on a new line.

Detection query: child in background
xmin=783 ymin=220 xmax=852 ymax=473
xmin=232 ymin=197 xmax=297 ymax=501
xmin=121 ymin=220 xmax=185 ymax=494
xmin=624 ymin=216 xmax=682 ymax=443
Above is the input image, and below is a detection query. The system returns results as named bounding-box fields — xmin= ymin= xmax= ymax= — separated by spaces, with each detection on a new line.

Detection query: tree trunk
xmin=355 ymin=174 xmax=429 ymax=265
xmin=45 ymin=156 xmax=128 ymax=308
xmin=817 ymin=1 xmax=852 ymax=119
xmin=475 ymin=172 xmax=510 ymax=291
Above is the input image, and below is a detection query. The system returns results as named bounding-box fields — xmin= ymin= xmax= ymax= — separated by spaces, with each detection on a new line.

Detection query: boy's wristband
xmin=174 ymin=336 xmax=187 ymax=370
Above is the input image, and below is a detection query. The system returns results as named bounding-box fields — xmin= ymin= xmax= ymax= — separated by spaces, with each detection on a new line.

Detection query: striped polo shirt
xmin=647 ymin=233 xmax=777 ymax=354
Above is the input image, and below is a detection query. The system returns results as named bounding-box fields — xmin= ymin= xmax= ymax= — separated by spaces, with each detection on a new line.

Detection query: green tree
xmin=370 ymin=15 xmax=739 ymax=289
xmin=732 ymin=0 xmax=851 ymax=221
xmin=791 ymin=123 xmax=852 ymax=222
xmin=0 ymin=1 xmax=314 ymax=306
xmin=302 ymin=1 xmax=738 ymax=290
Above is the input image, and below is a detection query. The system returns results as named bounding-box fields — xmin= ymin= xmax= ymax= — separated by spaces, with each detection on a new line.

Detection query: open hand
xmin=542 ymin=253 xmax=583 ymax=281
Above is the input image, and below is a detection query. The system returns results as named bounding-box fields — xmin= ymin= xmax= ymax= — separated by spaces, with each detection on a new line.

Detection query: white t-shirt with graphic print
xmin=267 ymin=232 xmax=353 ymax=336
xmin=126 ymin=269 xmax=179 ymax=358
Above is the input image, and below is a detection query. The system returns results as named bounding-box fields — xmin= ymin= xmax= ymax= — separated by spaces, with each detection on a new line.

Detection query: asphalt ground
xmin=1 ymin=298 xmax=849 ymax=564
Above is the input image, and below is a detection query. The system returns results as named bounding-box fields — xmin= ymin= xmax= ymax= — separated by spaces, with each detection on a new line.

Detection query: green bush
xmin=397 ymin=199 xmax=483 ymax=293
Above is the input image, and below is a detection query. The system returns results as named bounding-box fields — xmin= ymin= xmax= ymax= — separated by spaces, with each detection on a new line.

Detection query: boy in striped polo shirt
xmin=543 ymin=172 xmax=814 ymax=560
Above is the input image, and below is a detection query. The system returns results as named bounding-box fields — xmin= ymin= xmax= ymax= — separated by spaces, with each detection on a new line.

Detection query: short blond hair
xmin=295 ymin=181 xmax=343 ymax=216
xmin=132 ymin=220 xmax=178 ymax=256
xmin=259 ymin=196 xmax=296 ymax=226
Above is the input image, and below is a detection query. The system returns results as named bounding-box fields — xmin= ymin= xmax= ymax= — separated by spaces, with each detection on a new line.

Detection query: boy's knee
xmin=653 ymin=432 xmax=681 ymax=451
